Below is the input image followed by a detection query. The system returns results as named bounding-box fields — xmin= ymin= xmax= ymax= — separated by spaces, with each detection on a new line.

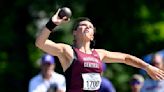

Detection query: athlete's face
xmin=73 ymin=20 xmax=95 ymax=41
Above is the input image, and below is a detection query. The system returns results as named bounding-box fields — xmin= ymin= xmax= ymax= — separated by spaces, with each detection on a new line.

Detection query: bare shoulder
xmin=95 ymin=49 xmax=107 ymax=52
xmin=62 ymin=44 xmax=73 ymax=52
xmin=57 ymin=43 xmax=73 ymax=55
xmin=95 ymin=48 xmax=110 ymax=54
xmin=95 ymin=49 xmax=128 ymax=63
xmin=62 ymin=44 xmax=74 ymax=58
xmin=94 ymin=49 xmax=108 ymax=60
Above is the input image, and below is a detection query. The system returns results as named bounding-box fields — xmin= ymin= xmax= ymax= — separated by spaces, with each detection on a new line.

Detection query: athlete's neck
xmin=74 ymin=40 xmax=92 ymax=54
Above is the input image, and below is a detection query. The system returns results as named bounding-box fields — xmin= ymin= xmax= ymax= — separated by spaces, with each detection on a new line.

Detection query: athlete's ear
xmin=91 ymin=27 xmax=96 ymax=41
xmin=90 ymin=35 xmax=94 ymax=41
xmin=91 ymin=32 xmax=95 ymax=41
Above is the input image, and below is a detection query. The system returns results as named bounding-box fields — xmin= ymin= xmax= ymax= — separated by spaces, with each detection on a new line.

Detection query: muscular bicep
xmin=35 ymin=28 xmax=67 ymax=56
xmin=39 ymin=40 xmax=65 ymax=56
xmin=102 ymin=50 xmax=128 ymax=63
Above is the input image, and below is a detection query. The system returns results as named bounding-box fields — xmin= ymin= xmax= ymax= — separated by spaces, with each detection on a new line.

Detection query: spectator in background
xmin=99 ymin=63 xmax=116 ymax=92
xmin=28 ymin=54 xmax=66 ymax=92
xmin=141 ymin=53 xmax=164 ymax=92
xmin=130 ymin=74 xmax=144 ymax=92
xmin=151 ymin=53 xmax=164 ymax=71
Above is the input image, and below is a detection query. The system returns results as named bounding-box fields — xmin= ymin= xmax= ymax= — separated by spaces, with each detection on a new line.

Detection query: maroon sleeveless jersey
xmin=64 ymin=47 xmax=103 ymax=92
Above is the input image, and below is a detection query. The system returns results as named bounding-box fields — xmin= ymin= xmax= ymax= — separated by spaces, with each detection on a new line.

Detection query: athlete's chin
xmin=83 ymin=37 xmax=91 ymax=42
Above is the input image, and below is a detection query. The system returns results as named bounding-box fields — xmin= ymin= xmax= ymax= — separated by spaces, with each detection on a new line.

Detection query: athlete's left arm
xmin=96 ymin=49 xmax=164 ymax=80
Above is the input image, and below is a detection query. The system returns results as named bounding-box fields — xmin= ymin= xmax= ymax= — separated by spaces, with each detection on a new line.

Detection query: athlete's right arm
xmin=35 ymin=9 xmax=69 ymax=57
xmin=35 ymin=9 xmax=74 ymax=71
xmin=35 ymin=27 xmax=65 ymax=56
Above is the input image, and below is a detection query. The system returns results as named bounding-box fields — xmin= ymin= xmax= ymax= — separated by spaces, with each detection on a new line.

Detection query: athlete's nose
xmin=85 ymin=26 xmax=90 ymax=29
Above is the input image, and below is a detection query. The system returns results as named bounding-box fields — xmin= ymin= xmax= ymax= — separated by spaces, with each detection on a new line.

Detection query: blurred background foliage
xmin=0 ymin=0 xmax=164 ymax=92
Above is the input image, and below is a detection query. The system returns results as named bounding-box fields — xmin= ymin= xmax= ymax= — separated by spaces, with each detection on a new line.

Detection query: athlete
xmin=35 ymin=8 xmax=164 ymax=92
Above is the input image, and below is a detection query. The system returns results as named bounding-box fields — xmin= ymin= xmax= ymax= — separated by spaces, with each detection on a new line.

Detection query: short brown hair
xmin=72 ymin=17 xmax=92 ymax=31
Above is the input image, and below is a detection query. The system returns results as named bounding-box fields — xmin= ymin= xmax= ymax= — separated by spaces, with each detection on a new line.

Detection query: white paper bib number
xmin=82 ymin=73 xmax=101 ymax=90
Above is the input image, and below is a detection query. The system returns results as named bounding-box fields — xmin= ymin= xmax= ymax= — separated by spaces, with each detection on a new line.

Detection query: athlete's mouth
xmin=84 ymin=30 xmax=89 ymax=33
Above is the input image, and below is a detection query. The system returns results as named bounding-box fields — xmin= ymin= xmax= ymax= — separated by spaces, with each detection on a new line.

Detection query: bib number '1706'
xmin=82 ymin=73 xmax=102 ymax=90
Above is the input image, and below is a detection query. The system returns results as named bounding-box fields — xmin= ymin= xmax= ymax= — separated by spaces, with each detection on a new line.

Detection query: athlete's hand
xmin=145 ymin=65 xmax=164 ymax=80
xmin=51 ymin=9 xmax=70 ymax=25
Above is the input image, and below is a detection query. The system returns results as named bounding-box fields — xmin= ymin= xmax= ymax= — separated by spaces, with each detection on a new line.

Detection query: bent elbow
xmin=35 ymin=39 xmax=44 ymax=49
xmin=35 ymin=41 xmax=39 ymax=48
